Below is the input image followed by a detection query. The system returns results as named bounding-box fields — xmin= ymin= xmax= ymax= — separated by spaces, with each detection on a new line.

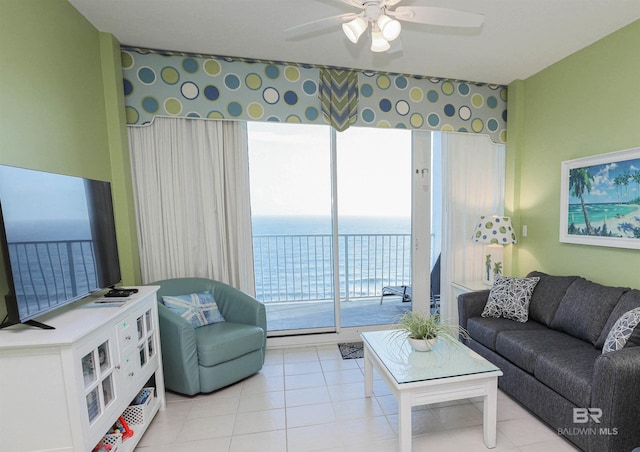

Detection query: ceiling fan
xmin=285 ymin=0 xmax=484 ymax=53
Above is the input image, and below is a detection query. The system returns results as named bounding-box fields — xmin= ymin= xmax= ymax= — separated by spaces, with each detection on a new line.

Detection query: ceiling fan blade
xmin=284 ymin=13 xmax=358 ymax=38
xmin=391 ymin=6 xmax=484 ymax=28
xmin=315 ymin=0 xmax=365 ymax=8
xmin=341 ymin=0 xmax=365 ymax=7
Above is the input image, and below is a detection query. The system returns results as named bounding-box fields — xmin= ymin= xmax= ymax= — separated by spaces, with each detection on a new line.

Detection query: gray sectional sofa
xmin=458 ymin=271 xmax=640 ymax=452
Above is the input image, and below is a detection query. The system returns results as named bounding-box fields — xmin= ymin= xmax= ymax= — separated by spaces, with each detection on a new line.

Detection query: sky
xmin=0 ymin=165 xmax=89 ymax=223
xmin=247 ymin=122 xmax=412 ymax=217
xmin=571 ymin=157 xmax=640 ymax=204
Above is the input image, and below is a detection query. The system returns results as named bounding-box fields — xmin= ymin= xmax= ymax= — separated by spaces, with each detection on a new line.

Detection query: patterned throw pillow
xmin=482 ymin=276 xmax=540 ymax=322
xmin=162 ymin=290 xmax=225 ymax=328
xmin=602 ymin=307 xmax=640 ymax=353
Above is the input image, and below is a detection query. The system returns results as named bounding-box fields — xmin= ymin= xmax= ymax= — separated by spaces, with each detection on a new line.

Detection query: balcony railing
xmin=253 ymin=233 xmax=411 ymax=303
xmin=7 ymin=240 xmax=97 ymax=312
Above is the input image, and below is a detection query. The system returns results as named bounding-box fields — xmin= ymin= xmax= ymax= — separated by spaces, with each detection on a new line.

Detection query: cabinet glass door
xmin=136 ymin=309 xmax=156 ymax=370
xmin=81 ymin=340 xmax=115 ymax=424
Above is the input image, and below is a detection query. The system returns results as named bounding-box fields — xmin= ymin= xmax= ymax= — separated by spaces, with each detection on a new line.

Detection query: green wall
xmin=0 ymin=0 xmax=141 ymax=319
xmin=507 ymin=19 xmax=640 ymax=288
xmin=1 ymin=0 xmax=110 ymax=177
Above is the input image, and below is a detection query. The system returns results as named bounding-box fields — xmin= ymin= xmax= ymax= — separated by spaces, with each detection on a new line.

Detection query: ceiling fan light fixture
xmin=370 ymin=29 xmax=390 ymax=52
xmin=377 ymin=14 xmax=401 ymax=41
xmin=342 ymin=16 xmax=367 ymax=43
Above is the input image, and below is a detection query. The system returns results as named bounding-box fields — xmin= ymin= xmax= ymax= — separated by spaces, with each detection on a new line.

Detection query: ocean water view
xmin=5 ymin=219 xmax=91 ymax=242
xmin=3 ymin=220 xmax=98 ymax=314
xmin=251 ymin=215 xmax=412 ymax=303
xmin=568 ymin=203 xmax=638 ymax=226
xmin=252 ymin=215 xmax=411 ymax=235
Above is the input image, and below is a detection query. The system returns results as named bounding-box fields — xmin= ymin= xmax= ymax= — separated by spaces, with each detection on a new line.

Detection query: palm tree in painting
xmin=569 ymin=167 xmax=594 ymax=235
xmin=613 ymin=174 xmax=624 ymax=203
xmin=621 ymin=171 xmax=631 ymax=202
xmin=633 ymin=171 xmax=640 ymax=202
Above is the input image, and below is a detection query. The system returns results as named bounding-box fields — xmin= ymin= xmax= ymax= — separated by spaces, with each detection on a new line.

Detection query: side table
xmin=452 ymin=280 xmax=489 ymax=298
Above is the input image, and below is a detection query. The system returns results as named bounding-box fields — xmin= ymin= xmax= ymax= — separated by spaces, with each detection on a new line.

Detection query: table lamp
xmin=472 ymin=215 xmax=517 ymax=286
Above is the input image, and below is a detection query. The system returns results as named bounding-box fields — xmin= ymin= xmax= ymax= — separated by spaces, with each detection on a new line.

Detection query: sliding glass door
xmin=335 ymin=127 xmax=412 ymax=327
xmin=248 ymin=122 xmax=419 ymax=336
xmin=248 ymin=122 xmax=335 ymax=334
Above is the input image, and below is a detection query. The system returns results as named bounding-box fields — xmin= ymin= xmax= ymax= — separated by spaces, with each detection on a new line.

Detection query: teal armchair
xmin=149 ymin=278 xmax=267 ymax=396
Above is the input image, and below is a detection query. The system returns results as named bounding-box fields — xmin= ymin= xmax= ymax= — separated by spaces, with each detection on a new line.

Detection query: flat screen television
xmin=0 ymin=165 xmax=121 ymax=329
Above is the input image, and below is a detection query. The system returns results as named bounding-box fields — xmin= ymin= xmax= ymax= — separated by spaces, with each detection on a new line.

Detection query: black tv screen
xmin=0 ymin=165 xmax=121 ymax=328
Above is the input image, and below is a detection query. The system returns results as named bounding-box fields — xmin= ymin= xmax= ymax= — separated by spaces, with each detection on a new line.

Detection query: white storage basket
xmin=97 ymin=432 xmax=122 ymax=450
xmin=122 ymin=387 xmax=155 ymax=425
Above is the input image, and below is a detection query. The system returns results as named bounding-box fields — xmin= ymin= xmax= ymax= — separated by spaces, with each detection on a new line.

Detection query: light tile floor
xmin=134 ymin=345 xmax=580 ymax=452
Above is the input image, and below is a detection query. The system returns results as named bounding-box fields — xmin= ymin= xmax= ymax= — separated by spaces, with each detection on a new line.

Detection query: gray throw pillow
xmin=482 ymin=276 xmax=540 ymax=322
xmin=602 ymin=307 xmax=640 ymax=353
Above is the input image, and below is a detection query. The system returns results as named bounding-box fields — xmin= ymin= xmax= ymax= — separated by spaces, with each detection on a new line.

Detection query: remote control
xmin=105 ymin=288 xmax=137 ymax=297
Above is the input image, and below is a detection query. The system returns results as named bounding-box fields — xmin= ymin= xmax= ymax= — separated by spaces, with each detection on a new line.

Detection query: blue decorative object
xmin=162 ymin=290 xmax=225 ymax=328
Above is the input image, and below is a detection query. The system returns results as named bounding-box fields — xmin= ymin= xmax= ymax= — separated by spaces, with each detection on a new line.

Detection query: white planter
xmin=407 ymin=336 xmax=437 ymax=352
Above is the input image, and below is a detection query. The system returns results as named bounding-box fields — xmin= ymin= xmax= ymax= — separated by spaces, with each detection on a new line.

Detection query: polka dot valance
xmin=121 ymin=47 xmax=507 ymax=143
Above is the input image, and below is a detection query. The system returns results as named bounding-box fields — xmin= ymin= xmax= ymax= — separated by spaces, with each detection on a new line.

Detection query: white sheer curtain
xmin=440 ymin=132 xmax=506 ymax=323
xmin=128 ymin=117 xmax=255 ymax=294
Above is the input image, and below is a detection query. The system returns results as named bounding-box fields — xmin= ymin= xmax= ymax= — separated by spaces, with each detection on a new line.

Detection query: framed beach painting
xmin=560 ymin=147 xmax=640 ymax=249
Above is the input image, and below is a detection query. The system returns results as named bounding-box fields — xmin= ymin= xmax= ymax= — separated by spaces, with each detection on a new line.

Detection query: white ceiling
xmin=68 ymin=0 xmax=640 ymax=85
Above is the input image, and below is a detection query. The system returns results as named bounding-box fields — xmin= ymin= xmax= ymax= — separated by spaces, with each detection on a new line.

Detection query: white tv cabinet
xmin=0 ymin=286 xmax=165 ymax=452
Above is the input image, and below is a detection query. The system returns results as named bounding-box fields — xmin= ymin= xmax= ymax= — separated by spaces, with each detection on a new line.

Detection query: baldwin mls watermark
xmin=557 ymin=408 xmax=618 ymax=437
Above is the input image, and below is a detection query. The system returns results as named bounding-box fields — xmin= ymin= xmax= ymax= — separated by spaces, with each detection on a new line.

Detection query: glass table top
xmin=361 ymin=330 xmax=501 ymax=384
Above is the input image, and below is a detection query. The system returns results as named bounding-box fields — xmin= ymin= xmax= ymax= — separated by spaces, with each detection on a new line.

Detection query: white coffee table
xmin=361 ymin=330 xmax=503 ymax=452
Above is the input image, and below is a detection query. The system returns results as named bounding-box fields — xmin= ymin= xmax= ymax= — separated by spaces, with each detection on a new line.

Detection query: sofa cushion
xmin=467 ymin=317 xmax=547 ymax=350
xmin=550 ymin=278 xmax=627 ymax=345
xmin=534 ymin=347 xmax=600 ymax=407
xmin=482 ymin=276 xmax=540 ymax=322
xmin=526 ymin=271 xmax=579 ymax=327
xmin=162 ymin=290 xmax=225 ymax=328
xmin=495 ymin=328 xmax=591 ymax=374
xmin=195 ymin=322 xmax=265 ymax=367
xmin=602 ymin=307 xmax=640 ymax=353
xmin=596 ymin=289 xmax=640 ymax=349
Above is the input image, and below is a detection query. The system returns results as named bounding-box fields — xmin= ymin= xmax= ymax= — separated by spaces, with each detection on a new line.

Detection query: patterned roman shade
xmin=318 ymin=68 xmax=359 ymax=132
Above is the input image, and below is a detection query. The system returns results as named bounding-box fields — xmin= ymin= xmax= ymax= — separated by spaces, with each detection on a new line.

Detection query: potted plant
xmin=393 ymin=311 xmax=468 ymax=352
